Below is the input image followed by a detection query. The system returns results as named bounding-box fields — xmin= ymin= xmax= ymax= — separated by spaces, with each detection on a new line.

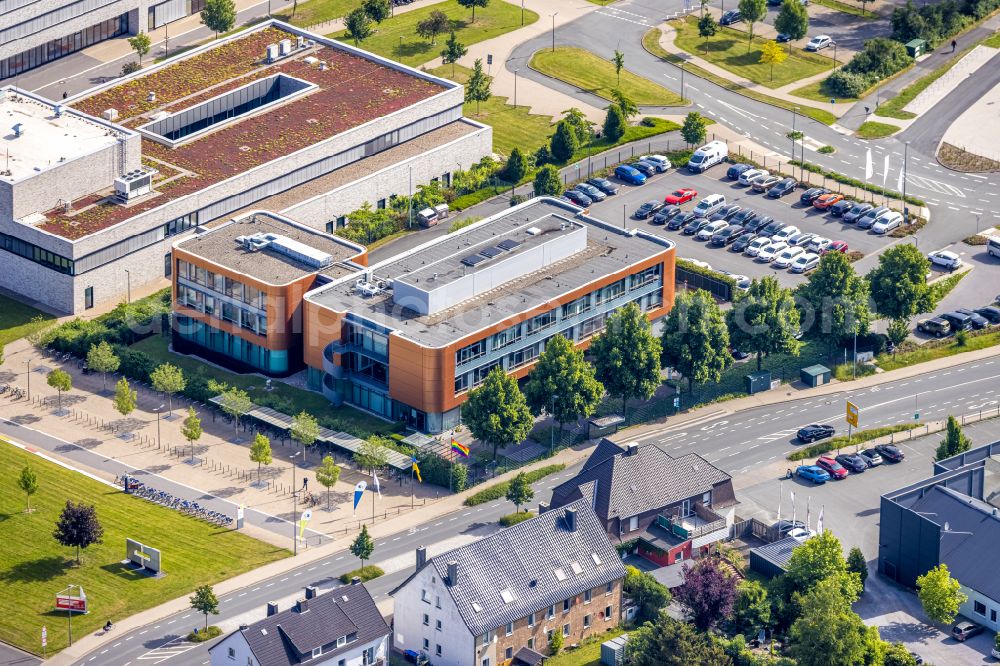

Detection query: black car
xmin=668 ymin=211 xmax=697 ymax=230
xmin=940 ymin=311 xmax=974 ymax=332
xmin=712 ymin=224 xmax=746 ymax=246
xmin=797 ymin=424 xmax=835 ymax=443
xmin=574 ymin=182 xmax=606 ymax=202
xmin=731 ymin=209 xmax=758 ymax=227
xmin=768 ymin=178 xmax=797 ymax=198
xmin=563 ymin=189 xmax=592 ymax=207
xmin=843 ymin=202 xmax=873 ymax=223
xmin=652 ymin=205 xmax=681 ymax=225
xmin=683 ymin=217 xmax=711 ymax=235
xmin=835 ymin=453 xmax=867 ymax=474
xmin=720 ymin=9 xmax=742 ymax=24
xmin=875 ymin=444 xmax=905 ymax=462
xmin=829 ymin=199 xmax=854 ymax=217
xmin=727 ymin=163 xmax=753 ymax=180
xmin=776 ymin=32 xmax=791 ymax=43
xmin=955 ymin=308 xmax=990 ymax=329
xmin=710 ymin=203 xmax=742 ymax=222
xmin=759 ymin=220 xmax=787 ymax=237
xmin=974 ymin=306 xmax=1000 ymax=324
xmin=588 ymin=177 xmax=618 ymax=195
xmin=731 ymin=233 xmax=758 ymax=253
xmin=799 ymin=187 xmax=829 ymax=205
xmin=633 ymin=200 xmax=665 ymax=219
xmin=632 ymin=160 xmax=657 ymax=177
xmin=744 ymin=215 xmax=772 ymax=234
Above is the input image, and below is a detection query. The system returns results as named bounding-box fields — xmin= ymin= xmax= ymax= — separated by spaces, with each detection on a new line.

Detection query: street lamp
xmin=124 ymin=269 xmax=131 ymax=304
xmin=550 ymin=394 xmax=556 ymax=454
xmin=550 ymin=12 xmax=558 ymax=52
xmin=791 ymin=106 xmax=801 ymax=180
xmin=679 ymin=61 xmax=686 ymax=101
xmin=521 ymin=0 xmax=525 ymax=25
xmin=832 ymin=41 xmax=838 ymax=66
xmin=290 ymin=451 xmax=301 ymax=555
xmin=407 ymin=165 xmax=413 ymax=229
xmin=903 ymin=141 xmax=910 ymax=226
xmin=59 ymin=585 xmax=81 ymax=646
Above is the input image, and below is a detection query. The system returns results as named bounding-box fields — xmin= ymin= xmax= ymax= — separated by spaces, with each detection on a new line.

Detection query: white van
xmin=687 ymin=140 xmax=729 ymax=173
xmin=986 ymin=235 xmax=1000 ymax=259
xmin=693 ymin=193 xmax=726 ymax=218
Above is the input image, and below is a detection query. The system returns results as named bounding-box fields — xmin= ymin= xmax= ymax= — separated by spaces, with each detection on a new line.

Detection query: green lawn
xmin=330 ymin=0 xmax=539 ymax=67
xmin=984 ymin=31 xmax=1000 ymax=47
xmin=791 ymin=77 xmax=858 ymax=104
xmin=810 ymin=0 xmax=877 ymax=18
xmin=545 ymin=629 xmax=626 ymax=666
xmin=0 ymin=294 xmax=54 ymax=348
xmin=275 ymin=0 xmax=359 ymax=26
xmin=530 ymin=47 xmax=685 ymax=105
xmin=672 ymin=16 xmax=833 ymax=89
xmin=877 ymin=329 xmax=1000 ymax=372
xmin=856 ymin=120 xmax=901 ymax=139
xmin=0 ymin=440 xmax=288 ymax=655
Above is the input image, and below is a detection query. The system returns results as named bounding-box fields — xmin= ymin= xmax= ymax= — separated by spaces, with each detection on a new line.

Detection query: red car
xmin=816 ymin=456 xmax=849 ymax=479
xmin=664 ymin=188 xmax=698 ymax=205
xmin=813 ymin=193 xmax=844 ymax=210
xmin=822 ymin=240 xmax=849 ymax=254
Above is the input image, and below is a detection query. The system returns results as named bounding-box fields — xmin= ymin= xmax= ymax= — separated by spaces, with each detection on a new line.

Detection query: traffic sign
xmin=914 ymin=412 xmax=920 ymax=420
xmin=846 ymin=401 xmax=859 ymax=428
xmin=41 ymin=626 xmax=46 ymax=648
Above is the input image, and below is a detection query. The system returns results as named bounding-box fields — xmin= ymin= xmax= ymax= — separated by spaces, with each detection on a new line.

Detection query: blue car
xmin=796 ymin=465 xmax=831 ymax=484
xmin=615 ymin=164 xmax=647 ymax=185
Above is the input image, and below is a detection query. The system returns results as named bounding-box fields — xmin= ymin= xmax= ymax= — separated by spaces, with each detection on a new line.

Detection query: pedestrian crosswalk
xmin=137 ymin=638 xmax=199 ymax=663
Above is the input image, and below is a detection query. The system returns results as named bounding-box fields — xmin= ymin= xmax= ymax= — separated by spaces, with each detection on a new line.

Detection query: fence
xmin=676 ymin=265 xmax=733 ymax=301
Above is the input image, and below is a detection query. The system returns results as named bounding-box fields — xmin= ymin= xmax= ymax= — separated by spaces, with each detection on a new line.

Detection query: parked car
xmin=816 ymin=456 xmax=849 ymax=480
xmin=768 ymin=178 xmax=797 ymax=198
xmin=927 ymin=249 xmax=962 ymax=270
xmin=772 ymin=225 xmax=801 ymax=242
xmin=687 ymin=140 xmax=729 ymax=173
xmin=806 ymin=236 xmax=832 ymax=253
xmin=917 ymin=317 xmax=951 ymax=337
xmin=797 ymin=424 xmax=835 ymax=443
xmin=806 ymin=35 xmax=833 ymax=51
xmin=720 ymin=9 xmax=743 ymax=24
xmin=910 ymin=653 xmax=925 ymax=665
xmin=772 ymin=246 xmax=806 ymax=269
xmin=759 ymin=220 xmax=787 ymax=237
xmin=744 ymin=237 xmax=772 ymax=257
xmin=835 ymin=453 xmax=868 ymax=473
xmin=813 ymin=193 xmax=844 ymax=210
xmin=713 ymin=203 xmax=743 ymax=221
xmin=951 ymin=619 xmax=984 ymax=641
xmin=822 ymin=240 xmax=849 ymax=254
xmin=728 ymin=273 xmax=752 ymax=290
xmin=574 ymin=182 xmax=606 ymax=202
xmin=731 ymin=209 xmax=758 ymax=227
xmin=872 ymin=211 xmax=904 ymax=234
xmin=955 ymin=308 xmax=990 ymax=329
xmin=588 ymin=177 xmax=619 ymax=195
xmin=750 ymin=174 xmax=780 ymax=191
xmin=799 ymin=187 xmax=829 ymax=205
xmin=874 ymin=444 xmax=905 ymax=463
xmin=633 ymin=200 xmax=664 ymax=219
xmin=652 ymin=205 xmax=682 ymax=225
xmin=859 ymin=449 xmax=883 ymax=467
xmin=776 ymin=32 xmax=792 ymax=43
xmin=772 ymin=519 xmax=807 ymax=538
xmin=693 ymin=193 xmax=727 ymax=218
xmin=712 ymin=224 xmax=746 ymax=246
xmin=973 ymin=306 xmax=1000 ymax=324
xmin=829 ymin=199 xmax=854 ymax=217
xmin=745 ymin=215 xmax=772 ymax=234
xmin=727 ymin=163 xmax=753 ymax=180
xmin=563 ymin=189 xmax=593 ymax=207
xmin=668 ymin=211 xmax=698 ymax=230
xmin=633 ymin=160 xmax=658 ymax=177
xmin=796 ymin=465 xmax=831 ymax=484
xmin=683 ymin=217 xmax=712 ymax=236
xmin=731 ymin=233 xmax=759 ymax=253
xmin=614 ymin=164 xmax=646 ymax=185
xmin=739 ymin=168 xmax=769 ymax=186
xmin=857 ymin=206 xmax=890 ymax=230
xmin=940 ymin=311 xmax=974 ymax=332
xmin=787 ymin=527 xmax=817 ymax=541
xmin=757 ymin=241 xmax=790 ymax=263
xmin=697 ymin=219 xmax=730 ymax=241
xmin=790 ymin=252 xmax=821 ymax=273
xmin=843 ymin=202 xmax=873 ymax=223
xmin=639 ymin=154 xmax=671 ymax=172
xmin=665 ymin=188 xmax=698 ymax=205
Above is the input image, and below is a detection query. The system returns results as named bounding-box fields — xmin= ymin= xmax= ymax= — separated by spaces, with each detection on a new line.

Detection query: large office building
xmin=0 ymin=20 xmax=490 ymax=314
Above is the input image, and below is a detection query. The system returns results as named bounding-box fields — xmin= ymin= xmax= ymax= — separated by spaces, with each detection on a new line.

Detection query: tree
xmin=523 ymin=334 xmax=603 ymax=436
xmin=790 ymin=573 xmax=867 ymax=666
xmin=362 ymin=0 xmax=391 ymax=23
xmin=675 ymin=558 xmax=738 ymax=630
xmin=462 ymin=367 xmax=533 ymax=460
xmin=345 ymin=8 xmax=374 ymax=45
xmin=86 ymin=341 xmax=120 ymax=392
xmin=627 ymin=614 xmax=730 ymax=666
xmin=727 ymin=276 xmax=802 ymax=371
xmin=561 ymin=107 xmax=595 ymax=145
xmin=548 ymin=627 xmax=563 ymax=655
xmin=503 ymin=147 xmax=528 ymax=183
xmin=464 ymin=58 xmax=492 ymax=113
xmin=47 ymin=369 xmax=72 ymax=414
xmin=457 ymin=0 xmax=489 ymax=20
xmin=533 ymin=164 xmax=562 ymax=196
xmin=624 ymin=565 xmax=672 ymax=623
xmin=660 ymin=289 xmax=733 ymax=393
xmin=315 ymin=455 xmax=341 ymax=510
xmin=738 ymin=0 xmax=768 ymax=51
xmin=150 ymin=363 xmax=185 ymax=416
xmin=731 ymin=579 xmax=771 ymax=635
xmin=505 ymin=471 xmax=534 ymax=513
xmin=847 ymin=547 xmax=869 ymax=591
xmin=697 ymin=13 xmax=717 ymax=49
xmin=549 ymin=120 xmax=579 ymax=163
xmin=17 ymin=465 xmax=38 ymax=513
xmin=249 ymin=432 xmax=272 ymax=485
xmin=200 ymin=0 xmax=236 ymax=37
xmin=867 ymin=244 xmax=935 ymax=322
xmin=883 ymin=643 xmax=919 ymax=666
xmin=190 ymin=585 xmax=219 ymax=630
xmin=936 ymin=415 xmax=971 ymax=461
xmin=759 ymin=40 xmax=788 ymax=80
xmin=610 ymin=88 xmax=638 ymax=120
xmin=350 ymin=524 xmax=375 ymax=567
xmin=181 ymin=406 xmax=202 ymax=462
xmin=113 ymin=377 xmax=137 ymax=419
xmin=785 ymin=529 xmax=847 ymax=593
xmin=291 ymin=410 xmax=320 ymax=461
xmin=795 ymin=251 xmax=871 ymax=352
xmin=775 ymin=0 xmax=810 ymax=44
xmin=215 ymin=383 xmax=252 ymax=440
xmin=53 ymin=500 xmax=104 ymax=564
xmin=602 ymin=104 xmax=626 ymax=141
xmin=591 ymin=303 xmax=661 ymax=417
xmin=354 ymin=436 xmax=391 ymax=472
xmin=416 ymin=10 xmax=450 ymax=46
xmin=612 ymin=48 xmax=625 ymax=86
xmin=127 ymin=32 xmax=151 ymax=65
xmin=917 ymin=563 xmax=967 ymax=624
xmin=441 ymin=31 xmax=468 ymax=77
xmin=681 ymin=111 xmax=708 ymax=146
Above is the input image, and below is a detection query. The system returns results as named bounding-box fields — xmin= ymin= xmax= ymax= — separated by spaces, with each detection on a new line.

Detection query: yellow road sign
xmin=846 ymin=401 xmax=859 ymax=428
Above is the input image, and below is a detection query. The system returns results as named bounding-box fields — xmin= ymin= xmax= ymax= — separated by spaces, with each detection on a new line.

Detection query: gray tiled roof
xmin=551 ymin=440 xmax=732 ymax=522
xmin=427 ymin=499 xmax=626 ymax=637
xmin=750 ymin=536 xmax=802 ymax=571
xmin=210 ymin=584 xmax=389 ymax=666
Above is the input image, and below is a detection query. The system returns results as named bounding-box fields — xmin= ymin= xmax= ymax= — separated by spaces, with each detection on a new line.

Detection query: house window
xmin=606 ymin=582 xmax=613 ymax=595
xmin=338 ymin=661 xmax=345 ymax=666
xmin=312 ymin=647 xmax=322 ymax=658
xmin=547 ymin=605 xmax=555 ymax=619
xmin=563 ymin=599 xmax=571 ymax=613
xmin=992 ymin=609 xmax=998 ymax=623
xmin=604 ymin=605 xmax=613 ymax=620
xmin=421 ymin=589 xmax=430 ymax=603
xmin=423 ymin=613 xmax=429 ymax=626
xmin=84 ymin=286 xmax=94 ymax=309
xmin=482 ymin=632 xmax=490 ymax=645
xmin=563 ymin=624 xmax=570 ymax=637
xmin=482 ymin=659 xmax=490 ymax=666
xmin=528 ymin=637 xmax=534 ymax=650
xmin=584 ymin=614 xmax=592 ymax=629
xmin=423 ymin=638 xmax=430 ymax=650
xmin=326 ymin=221 xmax=334 ymax=234
xmin=584 ymin=589 xmax=592 ymax=604
xmin=505 ymin=647 xmax=513 ymax=660
xmin=975 ymin=600 xmax=987 ymax=616
xmin=506 ymin=622 xmax=513 ymax=636
xmin=164 ymin=252 xmax=172 ymax=277
xmin=337 ymin=215 xmax=347 ymax=228
xmin=227 ymin=647 xmax=235 ymax=658
xmin=436 ymin=619 xmax=442 ymax=631
xmin=675 ymin=551 xmax=684 ymax=563
xmin=628 ymin=516 xmax=639 ymax=532
xmin=436 ymin=596 xmax=441 ymax=608
xmin=436 ymin=645 xmax=443 ymax=656
xmin=337 ymin=636 xmax=346 ymax=648
xmin=528 ymin=612 xmax=535 ymax=627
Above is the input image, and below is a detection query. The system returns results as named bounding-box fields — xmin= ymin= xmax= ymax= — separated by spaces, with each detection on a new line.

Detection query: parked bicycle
xmin=115 ymin=475 xmax=234 ymax=527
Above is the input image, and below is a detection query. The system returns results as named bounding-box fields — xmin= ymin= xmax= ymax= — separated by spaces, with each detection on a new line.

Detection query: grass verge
xmin=787 ymin=424 xmax=919 ymax=460
xmin=530 ymin=46 xmax=685 ymax=105
xmin=877 ymin=328 xmax=1000 ymax=372
xmin=463 ymin=464 xmax=565 ymax=506
xmin=642 ymin=28 xmax=838 ymax=125
xmin=809 ymin=0 xmax=878 ymax=17
xmin=0 ymin=294 xmax=54 ymax=348
xmin=545 ymin=628 xmax=627 ymax=666
xmin=499 ymin=511 xmax=534 ymax=527
xmin=330 ymin=0 xmax=539 ymax=67
xmin=791 ymin=77 xmax=857 ymax=104
xmin=857 ymin=121 xmax=901 ymax=139
xmin=339 ymin=565 xmax=385 ymax=583
xmin=929 ymin=270 xmax=969 ymax=301
xmin=0 ymin=440 xmax=288 ymax=655
xmin=274 ymin=0 xmax=359 ymax=26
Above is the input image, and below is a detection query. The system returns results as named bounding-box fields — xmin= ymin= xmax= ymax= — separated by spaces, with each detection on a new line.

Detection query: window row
xmin=1 ymin=232 xmax=74 ymax=274
xmin=347 ymin=324 xmax=388 ymax=358
xmin=176 ymin=260 xmax=266 ymax=309
xmin=0 ymin=15 xmax=127 ymax=78
xmin=176 ymin=285 xmax=267 ymax=336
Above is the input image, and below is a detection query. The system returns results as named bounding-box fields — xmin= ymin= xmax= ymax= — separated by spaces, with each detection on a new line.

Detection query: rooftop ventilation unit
xmin=11 ymin=123 xmax=24 ymax=137
xmin=236 ymin=232 xmax=334 ymax=268
xmin=279 ymin=39 xmax=293 ymax=57
xmin=54 ymin=104 xmax=64 ymax=118
xmin=114 ymin=168 xmax=156 ymax=202
xmin=296 ymin=36 xmax=305 ymax=49
xmin=526 ymin=226 xmax=542 ymax=236
xmin=266 ymin=43 xmax=280 ymax=63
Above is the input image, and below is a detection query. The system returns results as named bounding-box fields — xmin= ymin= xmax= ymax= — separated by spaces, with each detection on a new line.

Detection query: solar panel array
xmin=460 ymin=237 xmax=524 ymax=268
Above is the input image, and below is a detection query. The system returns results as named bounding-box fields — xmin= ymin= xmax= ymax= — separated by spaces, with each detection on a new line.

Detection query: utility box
xmin=905 ymin=39 xmax=926 ymax=57
xmin=745 ymin=370 xmax=772 ymax=395
xmin=601 ymin=634 xmax=629 ymax=666
xmin=800 ymin=364 xmax=831 ymax=387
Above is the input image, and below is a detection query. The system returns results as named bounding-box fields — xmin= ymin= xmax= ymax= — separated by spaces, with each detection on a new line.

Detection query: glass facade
xmin=175 ymin=259 xmax=268 ymax=336
xmin=175 ymin=315 xmax=287 ymax=374
xmin=1 ymin=14 xmax=127 ymax=80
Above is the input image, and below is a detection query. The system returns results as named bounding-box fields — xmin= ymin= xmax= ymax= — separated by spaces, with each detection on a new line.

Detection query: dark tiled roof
xmin=210 ymin=584 xmax=389 ymax=666
xmin=426 ymin=499 xmax=626 ymax=637
xmin=551 ymin=440 xmax=732 ymax=522
xmin=750 ymin=536 xmax=802 ymax=572
xmin=512 ymin=646 xmax=547 ymax=666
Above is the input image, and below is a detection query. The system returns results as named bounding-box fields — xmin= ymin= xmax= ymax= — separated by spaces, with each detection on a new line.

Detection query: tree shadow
xmin=0 ymin=555 xmax=70 ymax=583
xmin=75 ymin=438 xmax=103 ymax=449
xmin=210 ymin=486 xmax=244 ymax=499
xmin=10 ymin=413 xmax=41 ymax=425
xmin=111 ymin=417 xmax=147 ymax=433
xmin=701 ymin=38 xmax=740 ymax=55
xmin=0 ymin=370 xmax=17 ymax=382
xmin=145 ymin=464 xmax=172 ymax=474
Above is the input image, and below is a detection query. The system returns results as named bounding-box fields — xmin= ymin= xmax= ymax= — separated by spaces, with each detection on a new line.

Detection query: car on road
xmin=712 ymin=224 xmax=746 ymax=246
xmin=951 ymin=619 xmax=984 ymax=641
xmin=927 ymin=249 xmax=962 ymax=270
xmin=829 ymin=199 xmax=854 ymax=217
xmin=772 ymin=225 xmax=801 ymax=242
xmin=693 ymin=193 xmax=727 ymax=218
xmin=752 ymin=175 xmax=783 ymax=192
xmin=639 ymin=154 xmax=671 ymax=172
xmin=744 ymin=237 xmax=772 ymax=257
xmin=588 ymin=177 xmax=619 ymax=195
xmin=632 ymin=160 xmax=658 ymax=177
xmin=739 ymin=168 xmax=769 ymax=186
xmin=772 ymin=246 xmax=806 ymax=268
xmin=859 ymin=449 xmax=883 ymax=467
xmin=683 ymin=217 xmax=712 ymax=236
xmin=872 ymin=211 xmax=904 ymax=234
xmin=720 ymin=9 xmax=743 ymax=24
xmin=816 ymin=456 xmax=849 ymax=479
xmin=806 ymin=236 xmax=832 ymax=253
xmin=668 ymin=211 xmax=698 ymax=230
xmin=874 ymin=444 xmax=905 ymax=463
xmin=759 ymin=220 xmax=787 ymax=237
xmin=745 ymin=215 xmax=773 ymax=234
xmin=835 ymin=453 xmax=868 ymax=473
xmin=955 ymin=308 xmax=990 ymax=329
xmin=917 ymin=317 xmax=951 ymax=337
xmin=796 ymin=465 xmax=831 ymax=484
xmin=797 ymin=424 xmax=835 ymax=443
xmin=614 ymin=164 xmax=646 ymax=185
xmin=843 ymin=202 xmax=873 ymax=223
xmin=799 ymin=187 xmax=829 ymax=205
xmin=563 ymin=189 xmax=593 ymax=207
xmin=757 ymin=240 xmax=790 ymax=263
xmin=822 ymin=239 xmax=849 ymax=254
xmin=974 ymin=306 xmax=1000 ymax=324
xmin=665 ymin=188 xmax=698 ymax=205
xmin=813 ymin=193 xmax=844 ymax=210
xmin=633 ymin=200 xmax=665 ymax=219
xmin=768 ymin=178 xmax=798 ymax=198
xmin=790 ymin=252 xmax=821 ymax=273
xmin=727 ymin=163 xmax=753 ymax=180
xmin=857 ymin=206 xmax=890 ymax=230
xmin=574 ymin=182 xmax=607 ymax=202
xmin=806 ymin=35 xmax=833 ymax=51
xmin=652 ymin=205 xmax=682 ymax=225
xmin=697 ymin=219 xmax=730 ymax=240
xmin=731 ymin=233 xmax=759 ymax=253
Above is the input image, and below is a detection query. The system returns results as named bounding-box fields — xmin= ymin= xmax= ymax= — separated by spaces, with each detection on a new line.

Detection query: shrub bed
xmin=339 ymin=565 xmax=385 ymax=584
xmin=187 ymin=626 xmax=223 ymax=642
xmin=788 ymin=160 xmax=925 ymax=206
xmin=825 ymin=38 xmax=912 ymax=98
xmin=463 ymin=464 xmax=565 ymax=506
xmin=499 ymin=511 xmax=535 ymax=527
xmin=787 ymin=424 xmax=919 ymax=460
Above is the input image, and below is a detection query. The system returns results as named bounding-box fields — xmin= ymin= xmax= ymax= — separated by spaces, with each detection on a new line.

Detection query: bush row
xmin=891 ymin=0 xmax=1000 ymax=47
xmin=676 ymin=258 xmax=738 ymax=290
xmin=43 ymin=291 xmax=170 ymax=357
xmin=499 ymin=511 xmax=535 ymax=527
xmin=787 ymin=424 xmax=918 ymax=460
xmin=463 ymin=464 xmax=566 ymax=506
xmin=788 ymin=160 xmax=926 ymax=206
xmin=826 ymin=38 xmax=912 ymax=98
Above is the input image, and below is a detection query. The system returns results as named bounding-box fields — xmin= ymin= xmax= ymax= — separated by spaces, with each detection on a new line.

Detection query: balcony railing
xmin=656 ymin=503 xmax=726 ymax=540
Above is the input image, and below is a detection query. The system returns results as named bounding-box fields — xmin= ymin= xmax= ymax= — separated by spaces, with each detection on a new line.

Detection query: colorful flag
xmin=882 ymin=154 xmax=890 ymax=187
xmin=298 ymin=508 xmax=312 ymax=539
xmin=353 ymin=481 xmax=367 ymax=514
xmin=411 ymin=456 xmax=423 ymax=483
xmin=372 ymin=471 xmax=382 ymax=499
xmin=897 ymin=160 xmax=905 ymax=194
xmin=451 ymin=439 xmax=470 ymax=457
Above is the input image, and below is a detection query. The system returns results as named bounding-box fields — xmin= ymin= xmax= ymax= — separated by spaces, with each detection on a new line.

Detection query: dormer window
xmin=312 ymin=647 xmax=322 ymax=658
xmin=337 ymin=635 xmax=347 ymax=648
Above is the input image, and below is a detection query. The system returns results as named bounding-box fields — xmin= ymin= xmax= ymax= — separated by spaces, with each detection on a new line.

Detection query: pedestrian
xmin=62 ymin=91 xmax=67 ymax=100
xmin=864 ymin=105 xmax=870 ymax=114
xmin=302 ymin=477 xmax=308 ymax=491
xmin=952 ymin=39 xmax=957 ymax=52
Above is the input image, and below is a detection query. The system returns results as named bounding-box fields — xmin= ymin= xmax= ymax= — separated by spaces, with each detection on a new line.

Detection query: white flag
xmin=864 ymin=149 xmax=873 ymax=181
xmin=790 ymin=491 xmax=796 ymax=526
xmin=897 ymin=161 xmax=905 ymax=193
xmin=372 ymin=471 xmax=383 ymax=499
xmin=882 ymin=154 xmax=890 ymax=187
xmin=806 ymin=496 xmax=811 ymax=530
xmin=817 ymin=506 xmax=825 ymax=534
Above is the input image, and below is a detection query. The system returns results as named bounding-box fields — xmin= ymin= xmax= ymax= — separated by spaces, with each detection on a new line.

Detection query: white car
xmin=638 ymin=154 xmax=671 ymax=172
xmin=790 ymin=232 xmax=816 ymax=247
xmin=788 ymin=527 xmax=817 ymax=541
xmin=697 ymin=219 xmax=729 ymax=240
xmin=744 ymin=237 xmax=772 ymax=257
xmin=772 ymin=225 xmax=801 ymax=242
xmin=756 ymin=241 xmax=789 ymax=263
xmin=806 ymin=236 xmax=832 ymax=253
xmin=738 ymin=168 xmax=769 ymax=186
xmin=722 ymin=271 xmax=752 ymax=290
xmin=806 ymin=35 xmax=833 ymax=51
xmin=772 ymin=246 xmax=806 ymax=268
xmin=871 ymin=211 xmax=903 ymax=234
xmin=790 ymin=252 xmax=821 ymax=273
xmin=928 ymin=249 xmax=963 ymax=270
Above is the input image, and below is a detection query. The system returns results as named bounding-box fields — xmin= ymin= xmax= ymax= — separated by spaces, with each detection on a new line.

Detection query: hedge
xmin=463 ymin=464 xmax=566 ymax=506
xmin=787 ymin=424 xmax=919 ymax=460
xmin=788 ymin=160 xmax=925 ymax=207
xmin=43 ymin=290 xmax=170 ymax=357
xmin=676 ymin=258 xmax=738 ymax=290
xmin=499 ymin=511 xmax=535 ymax=527
xmin=339 ymin=565 xmax=385 ymax=584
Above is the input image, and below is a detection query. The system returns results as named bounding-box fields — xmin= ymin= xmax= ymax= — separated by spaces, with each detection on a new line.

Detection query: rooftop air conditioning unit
xmin=114 ymin=168 xmax=156 ymax=203
xmin=279 ymin=39 xmax=292 ymax=57
xmin=296 ymin=36 xmax=305 ymax=49
xmin=526 ymin=226 xmax=541 ymax=236
xmin=11 ymin=123 xmax=24 ymax=137
xmin=54 ymin=104 xmax=64 ymax=118
xmin=103 ymin=108 xmax=119 ymax=121
xmin=147 ymin=91 xmax=156 ymax=103
xmin=266 ymin=44 xmax=280 ymax=63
